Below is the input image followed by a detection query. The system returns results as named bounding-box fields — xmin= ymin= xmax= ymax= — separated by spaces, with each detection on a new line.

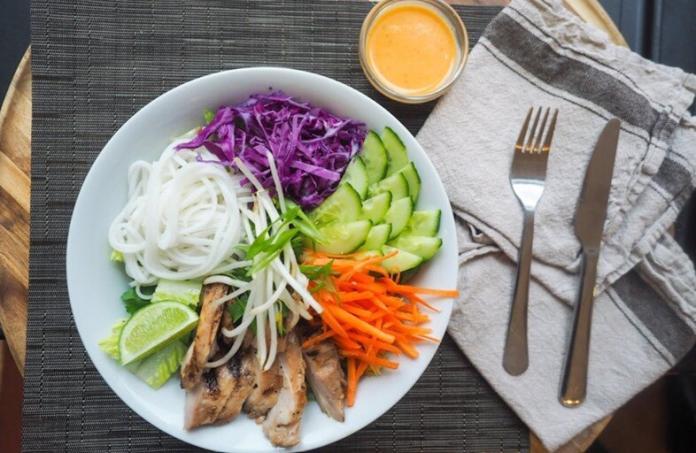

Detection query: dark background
xmin=1 ymin=0 xmax=695 ymax=451
xmin=3 ymin=2 xmax=696 ymax=97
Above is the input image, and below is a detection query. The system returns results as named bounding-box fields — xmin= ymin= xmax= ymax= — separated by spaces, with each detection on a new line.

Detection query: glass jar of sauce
xmin=360 ymin=0 xmax=469 ymax=104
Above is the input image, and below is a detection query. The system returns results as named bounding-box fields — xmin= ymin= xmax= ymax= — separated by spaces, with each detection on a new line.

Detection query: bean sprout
xmin=205 ymin=154 xmax=321 ymax=369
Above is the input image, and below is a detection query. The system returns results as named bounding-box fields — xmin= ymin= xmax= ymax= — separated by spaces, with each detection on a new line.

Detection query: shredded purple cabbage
xmin=176 ymin=92 xmax=367 ymax=209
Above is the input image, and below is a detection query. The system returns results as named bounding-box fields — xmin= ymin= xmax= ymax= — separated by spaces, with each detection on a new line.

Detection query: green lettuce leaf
xmin=151 ymin=279 xmax=202 ymax=308
xmin=131 ymin=340 xmax=187 ymax=389
xmin=98 ymin=319 xmax=127 ymax=362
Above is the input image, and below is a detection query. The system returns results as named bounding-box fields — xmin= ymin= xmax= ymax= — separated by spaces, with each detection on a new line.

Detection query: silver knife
xmin=560 ymin=118 xmax=621 ymax=408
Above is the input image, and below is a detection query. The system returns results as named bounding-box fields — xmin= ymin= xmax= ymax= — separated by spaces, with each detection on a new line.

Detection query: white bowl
xmin=67 ymin=67 xmax=458 ymax=452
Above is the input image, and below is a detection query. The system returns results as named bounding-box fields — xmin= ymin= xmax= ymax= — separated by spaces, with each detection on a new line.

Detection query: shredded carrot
xmin=337 ymin=291 xmax=373 ymax=302
xmin=407 ymin=293 xmax=440 ymax=312
xmin=324 ymin=304 xmax=396 ymax=344
xmin=340 ymin=304 xmax=375 ymax=319
xmin=385 ymin=281 xmax=459 ymax=298
xmin=346 ymin=358 xmax=357 ymax=407
xmin=301 ymin=330 xmax=335 ymax=349
xmin=340 ymin=350 xmax=399 ymax=369
xmin=333 ymin=335 xmax=362 ymax=350
xmin=320 ymin=309 xmax=348 ymax=338
xmin=351 ymin=273 xmax=376 ymax=284
xmin=301 ymin=252 xmax=457 ymax=408
xmin=395 ymin=338 xmax=419 ymax=359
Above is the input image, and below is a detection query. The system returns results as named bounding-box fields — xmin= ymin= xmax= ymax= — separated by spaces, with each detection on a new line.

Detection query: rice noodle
xmin=108 ymin=138 xmax=246 ymax=284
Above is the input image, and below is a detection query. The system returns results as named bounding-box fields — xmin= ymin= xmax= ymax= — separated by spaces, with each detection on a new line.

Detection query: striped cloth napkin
xmin=417 ymin=0 xmax=696 ymax=449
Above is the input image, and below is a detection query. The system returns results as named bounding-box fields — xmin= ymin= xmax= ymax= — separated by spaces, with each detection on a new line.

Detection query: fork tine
xmin=532 ymin=108 xmax=550 ymax=153
xmin=524 ymin=107 xmax=542 ymax=152
xmin=515 ymin=108 xmax=533 ymax=152
xmin=541 ymin=109 xmax=559 ymax=152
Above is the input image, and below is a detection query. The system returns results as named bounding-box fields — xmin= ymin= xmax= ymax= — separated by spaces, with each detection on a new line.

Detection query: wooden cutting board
xmin=0 ymin=48 xmax=30 ymax=373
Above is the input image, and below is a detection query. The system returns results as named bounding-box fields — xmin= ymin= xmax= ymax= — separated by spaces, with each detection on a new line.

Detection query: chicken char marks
xmin=243 ymin=353 xmax=283 ymax=420
xmin=185 ymin=341 xmax=256 ymax=429
xmin=262 ymin=331 xmax=307 ymax=448
xmin=184 ymin=366 xmax=230 ymax=429
xmin=215 ymin=349 xmax=256 ymax=423
xmin=303 ymin=335 xmax=346 ymax=422
xmin=180 ymin=283 xmax=228 ymax=390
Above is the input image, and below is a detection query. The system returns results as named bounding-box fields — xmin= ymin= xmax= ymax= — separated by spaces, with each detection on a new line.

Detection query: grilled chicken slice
xmin=180 ymin=283 xmax=228 ymax=390
xmin=244 ymin=355 xmax=283 ymax=420
xmin=262 ymin=331 xmax=307 ymax=447
xmin=303 ymin=337 xmax=346 ymax=422
xmin=184 ymin=366 xmax=236 ymax=429
xmin=215 ymin=348 xmax=256 ymax=423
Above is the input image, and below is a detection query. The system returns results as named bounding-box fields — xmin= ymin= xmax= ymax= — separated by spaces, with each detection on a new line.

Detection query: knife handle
xmin=560 ymin=249 xmax=599 ymax=407
xmin=503 ymin=209 xmax=534 ymax=376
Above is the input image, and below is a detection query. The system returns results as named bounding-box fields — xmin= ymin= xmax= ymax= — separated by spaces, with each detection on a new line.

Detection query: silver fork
xmin=502 ymin=107 xmax=558 ymax=376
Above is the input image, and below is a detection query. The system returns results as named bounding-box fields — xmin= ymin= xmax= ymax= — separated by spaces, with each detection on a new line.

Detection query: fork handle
xmin=560 ymin=249 xmax=599 ymax=407
xmin=503 ymin=209 xmax=534 ymax=376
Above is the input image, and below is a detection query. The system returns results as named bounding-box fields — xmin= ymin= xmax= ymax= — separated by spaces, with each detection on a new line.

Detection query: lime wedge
xmin=119 ymin=301 xmax=198 ymax=365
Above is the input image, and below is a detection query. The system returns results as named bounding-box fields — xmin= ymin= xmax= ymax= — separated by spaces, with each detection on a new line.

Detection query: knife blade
xmin=560 ymin=118 xmax=621 ymax=408
xmin=574 ymin=118 xmax=621 ymax=250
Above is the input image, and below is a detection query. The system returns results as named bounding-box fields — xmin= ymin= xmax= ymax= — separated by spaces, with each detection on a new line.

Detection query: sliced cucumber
xmin=368 ymin=172 xmax=409 ymax=201
xmin=384 ymin=197 xmax=414 ymax=239
xmin=315 ymin=220 xmax=372 ymax=254
xmin=353 ymin=250 xmax=383 ymax=260
xmin=360 ymin=131 xmax=388 ymax=185
xmin=381 ymin=246 xmax=423 ymax=273
xmin=341 ymin=157 xmax=368 ymax=199
xmin=310 ymin=184 xmax=362 ymax=226
xmin=388 ymin=235 xmax=443 ymax=260
xmin=359 ymin=224 xmax=392 ymax=252
xmin=381 ymin=127 xmax=410 ymax=176
xmin=360 ymin=192 xmax=392 ymax=223
xmin=402 ymin=210 xmax=441 ymax=237
xmin=397 ymin=162 xmax=421 ymax=204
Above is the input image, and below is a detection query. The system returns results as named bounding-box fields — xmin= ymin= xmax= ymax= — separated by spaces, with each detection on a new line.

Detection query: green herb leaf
xmin=227 ymin=293 xmax=249 ymax=324
xmin=226 ymin=294 xmax=256 ymax=334
xmin=285 ymin=200 xmax=323 ymax=243
xmin=300 ymin=261 xmax=335 ymax=293
xmin=203 ymin=109 xmax=215 ymax=124
xmin=275 ymin=303 xmax=289 ymax=336
xmin=121 ymin=287 xmax=154 ymax=315
xmin=300 ymin=261 xmax=334 ymax=280
xmin=291 ymin=234 xmax=305 ymax=258
xmin=224 ymin=268 xmax=251 ymax=283
xmin=246 ymin=229 xmax=272 ymax=260
xmin=248 ymin=229 xmax=299 ymax=276
xmin=276 ymin=309 xmax=285 ymax=336
xmin=281 ymin=205 xmax=300 ymax=222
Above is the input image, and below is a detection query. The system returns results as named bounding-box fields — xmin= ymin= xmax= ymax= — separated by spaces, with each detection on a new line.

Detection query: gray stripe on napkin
xmin=612 ymin=269 xmax=695 ymax=361
xmin=653 ymin=154 xmax=694 ymax=196
xmin=485 ymin=12 xmax=668 ymax=134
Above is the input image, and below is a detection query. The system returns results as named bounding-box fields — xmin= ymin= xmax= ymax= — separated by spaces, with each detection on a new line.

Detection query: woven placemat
xmin=24 ymin=1 xmax=527 ymax=451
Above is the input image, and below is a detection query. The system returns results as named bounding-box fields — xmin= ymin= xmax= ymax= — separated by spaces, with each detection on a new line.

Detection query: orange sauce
xmin=366 ymin=2 xmax=458 ymax=95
